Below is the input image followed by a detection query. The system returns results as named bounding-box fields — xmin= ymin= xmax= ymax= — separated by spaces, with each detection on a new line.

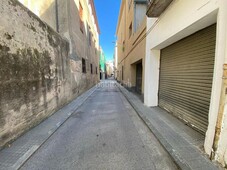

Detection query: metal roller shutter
xmin=159 ymin=24 xmax=216 ymax=134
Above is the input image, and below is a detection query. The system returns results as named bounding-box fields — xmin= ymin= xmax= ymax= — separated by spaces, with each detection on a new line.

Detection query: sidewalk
xmin=0 ymin=85 xmax=97 ymax=170
xmin=118 ymin=83 xmax=222 ymax=170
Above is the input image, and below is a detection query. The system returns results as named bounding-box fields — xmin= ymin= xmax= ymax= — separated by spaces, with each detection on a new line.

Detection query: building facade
xmin=106 ymin=61 xmax=114 ymax=78
xmin=116 ymin=0 xmax=147 ymax=94
xmin=0 ymin=0 xmax=100 ymax=148
xmin=19 ymin=0 xmax=100 ymax=91
xmin=99 ymin=47 xmax=106 ymax=80
xmin=145 ymin=0 xmax=227 ymax=167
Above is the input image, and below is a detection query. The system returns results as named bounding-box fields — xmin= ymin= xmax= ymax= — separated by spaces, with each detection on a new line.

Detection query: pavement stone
xmin=117 ymin=82 xmax=223 ymax=170
xmin=19 ymin=80 xmax=177 ymax=170
xmin=0 ymin=85 xmax=97 ymax=170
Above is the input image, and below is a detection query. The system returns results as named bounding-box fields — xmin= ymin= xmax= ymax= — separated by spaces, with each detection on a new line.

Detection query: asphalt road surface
xmin=21 ymin=81 xmax=178 ymax=170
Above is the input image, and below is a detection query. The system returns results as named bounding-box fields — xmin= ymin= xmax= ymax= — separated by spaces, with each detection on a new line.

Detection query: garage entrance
xmin=159 ymin=24 xmax=216 ymax=134
xmin=136 ymin=62 xmax=143 ymax=94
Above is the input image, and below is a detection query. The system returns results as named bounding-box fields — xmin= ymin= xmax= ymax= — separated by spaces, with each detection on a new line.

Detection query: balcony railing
xmin=146 ymin=0 xmax=173 ymax=17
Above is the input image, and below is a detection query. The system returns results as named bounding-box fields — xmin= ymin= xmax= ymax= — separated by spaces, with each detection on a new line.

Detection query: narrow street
xmin=20 ymin=81 xmax=177 ymax=170
xmin=1 ymin=0 xmax=227 ymax=169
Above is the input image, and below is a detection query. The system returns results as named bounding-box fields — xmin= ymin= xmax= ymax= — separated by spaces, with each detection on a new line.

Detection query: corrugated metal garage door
xmin=159 ymin=24 xmax=216 ymax=134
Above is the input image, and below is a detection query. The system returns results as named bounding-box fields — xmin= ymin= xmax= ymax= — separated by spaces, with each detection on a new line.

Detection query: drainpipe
xmin=211 ymin=64 xmax=227 ymax=161
xmin=55 ymin=0 xmax=59 ymax=32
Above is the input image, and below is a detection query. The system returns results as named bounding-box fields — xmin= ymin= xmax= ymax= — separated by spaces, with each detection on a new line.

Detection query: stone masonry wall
xmin=0 ymin=0 xmax=97 ymax=148
xmin=57 ymin=0 xmax=99 ymax=85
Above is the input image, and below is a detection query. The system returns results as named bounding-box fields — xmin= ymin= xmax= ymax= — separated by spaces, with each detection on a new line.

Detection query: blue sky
xmin=94 ymin=0 xmax=121 ymax=61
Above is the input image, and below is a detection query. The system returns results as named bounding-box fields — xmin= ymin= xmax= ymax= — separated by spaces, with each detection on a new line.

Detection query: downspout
xmin=55 ymin=0 xmax=59 ymax=32
xmin=211 ymin=65 xmax=227 ymax=161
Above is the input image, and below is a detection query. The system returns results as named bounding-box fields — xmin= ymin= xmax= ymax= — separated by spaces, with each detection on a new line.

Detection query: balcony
xmin=146 ymin=0 xmax=173 ymax=17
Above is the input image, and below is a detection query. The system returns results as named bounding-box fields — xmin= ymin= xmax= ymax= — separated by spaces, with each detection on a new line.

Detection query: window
xmin=82 ymin=58 xmax=86 ymax=73
xmin=88 ymin=27 xmax=91 ymax=46
xmin=122 ymin=41 xmax=125 ymax=52
xmin=96 ymin=67 xmax=98 ymax=74
xmin=134 ymin=1 xmax=147 ymax=32
xmin=79 ymin=2 xmax=84 ymax=33
xmin=88 ymin=30 xmax=91 ymax=46
xmin=90 ymin=64 xmax=93 ymax=74
xmin=129 ymin=22 xmax=132 ymax=38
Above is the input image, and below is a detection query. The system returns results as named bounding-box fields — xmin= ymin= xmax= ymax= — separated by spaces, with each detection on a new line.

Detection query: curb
xmin=117 ymin=83 xmax=220 ymax=170
xmin=18 ymin=86 xmax=98 ymax=169
xmin=0 ymin=85 xmax=98 ymax=170
xmin=117 ymin=85 xmax=186 ymax=170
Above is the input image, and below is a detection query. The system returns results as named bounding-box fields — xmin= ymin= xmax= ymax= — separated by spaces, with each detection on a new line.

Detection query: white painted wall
xmin=145 ymin=0 xmax=227 ymax=166
xmin=214 ymin=0 xmax=227 ymax=166
xmin=144 ymin=47 xmax=159 ymax=106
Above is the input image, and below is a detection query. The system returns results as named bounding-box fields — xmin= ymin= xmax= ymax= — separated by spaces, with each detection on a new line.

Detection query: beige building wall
xmin=116 ymin=0 xmax=147 ymax=94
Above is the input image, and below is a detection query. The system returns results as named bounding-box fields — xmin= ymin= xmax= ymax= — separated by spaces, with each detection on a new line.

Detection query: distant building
xmin=106 ymin=61 xmax=114 ymax=78
xmin=99 ymin=48 xmax=106 ymax=80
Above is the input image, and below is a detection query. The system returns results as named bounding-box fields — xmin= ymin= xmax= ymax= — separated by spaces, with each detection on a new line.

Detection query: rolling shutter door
xmin=159 ymin=24 xmax=216 ymax=134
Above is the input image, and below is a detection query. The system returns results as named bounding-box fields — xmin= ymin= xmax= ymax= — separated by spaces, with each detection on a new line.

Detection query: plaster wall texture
xmin=0 ymin=0 xmax=99 ymax=148
xmin=145 ymin=0 xmax=227 ymax=166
